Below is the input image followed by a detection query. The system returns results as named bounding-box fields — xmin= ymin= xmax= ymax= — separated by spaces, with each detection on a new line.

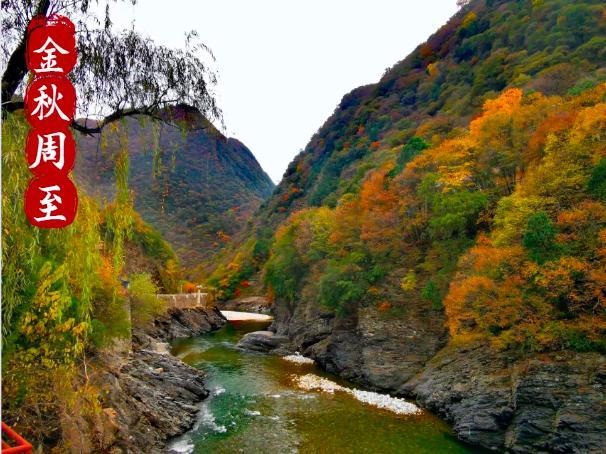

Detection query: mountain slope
xmin=266 ymin=0 xmax=605 ymax=220
xmin=75 ymin=105 xmax=274 ymax=268
xmin=211 ymin=0 xmax=606 ymax=297
xmin=208 ymin=0 xmax=606 ymax=451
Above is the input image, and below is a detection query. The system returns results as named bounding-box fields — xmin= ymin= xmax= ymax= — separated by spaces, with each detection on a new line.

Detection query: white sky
xmin=105 ymin=0 xmax=460 ymax=182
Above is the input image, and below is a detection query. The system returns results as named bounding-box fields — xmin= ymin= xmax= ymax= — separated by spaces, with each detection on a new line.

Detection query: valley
xmin=2 ymin=0 xmax=606 ymax=452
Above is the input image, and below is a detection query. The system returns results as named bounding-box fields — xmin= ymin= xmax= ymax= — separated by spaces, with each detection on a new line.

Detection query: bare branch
xmin=1 ymin=0 xmax=222 ymax=130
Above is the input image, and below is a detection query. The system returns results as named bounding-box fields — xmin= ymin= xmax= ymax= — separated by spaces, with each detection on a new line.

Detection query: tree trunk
xmin=1 ymin=0 xmax=51 ymax=104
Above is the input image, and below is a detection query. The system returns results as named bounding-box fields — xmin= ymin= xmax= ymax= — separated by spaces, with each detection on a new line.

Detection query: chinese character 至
xmin=25 ymin=176 xmax=77 ymax=227
xmin=33 ymin=185 xmax=66 ymax=222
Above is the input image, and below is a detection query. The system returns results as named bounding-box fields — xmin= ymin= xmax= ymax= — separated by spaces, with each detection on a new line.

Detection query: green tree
xmin=588 ymin=158 xmax=606 ymax=202
xmin=523 ymin=212 xmax=559 ymax=264
xmin=429 ymin=190 xmax=488 ymax=239
xmin=319 ymin=253 xmax=369 ymax=315
xmin=388 ymin=137 xmax=430 ymax=177
xmin=264 ymin=226 xmax=305 ymax=305
xmin=421 ymin=280 xmax=443 ymax=310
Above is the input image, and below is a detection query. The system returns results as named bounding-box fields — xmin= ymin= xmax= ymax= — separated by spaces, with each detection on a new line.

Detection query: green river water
xmin=168 ymin=319 xmax=479 ymax=454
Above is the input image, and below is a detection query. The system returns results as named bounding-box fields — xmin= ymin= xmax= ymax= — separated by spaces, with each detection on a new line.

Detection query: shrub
xmin=318 ymin=253 xmax=383 ymax=315
xmin=421 ymin=280 xmax=443 ymax=310
xmin=400 ymin=269 xmax=417 ymax=291
xmin=129 ymin=273 xmax=166 ymax=329
xmin=319 ymin=257 xmax=366 ymax=315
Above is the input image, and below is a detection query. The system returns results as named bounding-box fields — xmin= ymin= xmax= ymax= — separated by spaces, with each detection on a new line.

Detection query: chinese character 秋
xmin=30 ymin=83 xmax=70 ymax=121
xmin=25 ymin=75 xmax=75 ymax=130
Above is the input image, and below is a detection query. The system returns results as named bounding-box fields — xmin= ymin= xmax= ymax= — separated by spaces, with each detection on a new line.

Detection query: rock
xmin=133 ymin=306 xmax=226 ymax=346
xmin=219 ymin=296 xmax=271 ymax=313
xmin=271 ymin=297 xmax=446 ymax=391
xmin=98 ymin=306 xmax=227 ymax=453
xmin=97 ymin=349 xmax=210 ymax=453
xmin=271 ymin=294 xmax=606 ymax=452
xmin=237 ymin=330 xmax=289 ymax=352
xmin=401 ymin=343 xmax=606 ymax=453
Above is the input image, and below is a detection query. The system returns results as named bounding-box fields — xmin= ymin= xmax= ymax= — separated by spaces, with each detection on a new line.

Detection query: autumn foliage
xmin=262 ymin=84 xmax=606 ymax=353
xmin=209 ymin=0 xmax=606 ymax=356
xmin=442 ymin=87 xmax=606 ymax=352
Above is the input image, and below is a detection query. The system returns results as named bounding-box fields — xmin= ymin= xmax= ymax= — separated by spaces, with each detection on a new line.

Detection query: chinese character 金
xmin=26 ymin=14 xmax=77 ymax=75
xmin=32 ymin=36 xmax=70 ymax=73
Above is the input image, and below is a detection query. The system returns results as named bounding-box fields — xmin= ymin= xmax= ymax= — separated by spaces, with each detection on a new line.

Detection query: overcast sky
xmin=105 ymin=0 xmax=460 ymax=182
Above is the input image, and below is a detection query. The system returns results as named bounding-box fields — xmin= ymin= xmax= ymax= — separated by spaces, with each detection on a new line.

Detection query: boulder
xmin=237 ymin=330 xmax=289 ymax=353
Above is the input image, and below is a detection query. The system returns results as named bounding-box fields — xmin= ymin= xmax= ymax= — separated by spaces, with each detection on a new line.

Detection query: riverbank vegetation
xmin=1 ymin=113 xmax=178 ymax=449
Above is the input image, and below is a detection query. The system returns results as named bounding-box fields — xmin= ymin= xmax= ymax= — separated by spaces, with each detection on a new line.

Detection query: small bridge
xmin=156 ymin=292 xmax=209 ymax=309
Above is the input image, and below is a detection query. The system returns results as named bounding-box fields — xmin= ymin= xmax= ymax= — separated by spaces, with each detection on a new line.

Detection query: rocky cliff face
xmin=271 ymin=297 xmax=446 ymax=391
xmin=96 ymin=307 xmax=225 ymax=453
xmin=268 ymin=301 xmax=606 ymax=453
xmin=402 ymin=344 xmax=606 ymax=453
xmin=135 ymin=305 xmax=226 ymax=344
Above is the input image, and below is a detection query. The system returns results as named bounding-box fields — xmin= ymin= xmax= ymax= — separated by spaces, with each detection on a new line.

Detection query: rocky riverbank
xmin=96 ymin=307 xmax=226 ymax=453
xmin=255 ymin=298 xmax=606 ymax=453
xmin=217 ymin=296 xmax=272 ymax=314
xmin=402 ymin=343 xmax=606 ymax=453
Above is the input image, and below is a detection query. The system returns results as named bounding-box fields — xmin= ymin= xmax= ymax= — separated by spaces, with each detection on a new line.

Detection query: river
xmin=168 ymin=317 xmax=480 ymax=453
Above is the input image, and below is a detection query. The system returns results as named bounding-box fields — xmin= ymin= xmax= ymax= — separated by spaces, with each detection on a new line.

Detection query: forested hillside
xmin=210 ymin=0 xmax=606 ymax=352
xmin=270 ymin=0 xmax=605 ymax=217
xmin=267 ymin=87 xmax=606 ymax=353
xmin=76 ymin=104 xmax=274 ymax=268
xmin=3 ymin=0 xmax=606 ymax=451
xmin=200 ymin=2 xmax=606 ymax=449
